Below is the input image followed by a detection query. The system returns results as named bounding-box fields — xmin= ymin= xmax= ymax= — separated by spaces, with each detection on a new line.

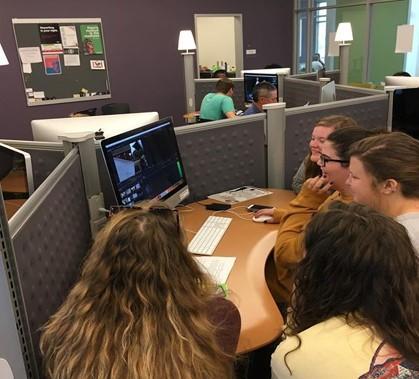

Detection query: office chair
xmin=101 ymin=103 xmax=130 ymax=115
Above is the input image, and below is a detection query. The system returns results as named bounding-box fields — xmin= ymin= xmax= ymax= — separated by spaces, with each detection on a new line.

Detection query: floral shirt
xmin=359 ymin=342 xmax=419 ymax=379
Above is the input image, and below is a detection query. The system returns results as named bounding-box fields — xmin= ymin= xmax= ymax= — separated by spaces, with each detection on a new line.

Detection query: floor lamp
xmin=0 ymin=43 xmax=9 ymax=66
xmin=178 ymin=30 xmax=196 ymax=114
xmin=335 ymin=22 xmax=353 ymax=85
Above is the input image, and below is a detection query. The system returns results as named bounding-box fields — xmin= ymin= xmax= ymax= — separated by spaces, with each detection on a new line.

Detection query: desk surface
xmin=180 ymin=189 xmax=295 ymax=353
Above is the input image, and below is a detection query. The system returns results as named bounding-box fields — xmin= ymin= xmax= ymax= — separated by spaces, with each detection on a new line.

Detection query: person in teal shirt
xmin=199 ymin=78 xmax=236 ymax=121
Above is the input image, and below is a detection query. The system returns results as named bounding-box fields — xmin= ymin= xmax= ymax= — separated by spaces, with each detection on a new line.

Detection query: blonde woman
xmin=40 ymin=205 xmax=240 ymax=379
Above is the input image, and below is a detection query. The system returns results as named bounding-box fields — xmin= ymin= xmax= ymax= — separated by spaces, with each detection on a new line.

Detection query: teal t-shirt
xmin=199 ymin=93 xmax=235 ymax=121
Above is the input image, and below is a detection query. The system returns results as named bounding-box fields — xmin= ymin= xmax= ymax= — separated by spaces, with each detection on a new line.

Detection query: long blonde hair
xmin=40 ymin=206 xmax=235 ymax=379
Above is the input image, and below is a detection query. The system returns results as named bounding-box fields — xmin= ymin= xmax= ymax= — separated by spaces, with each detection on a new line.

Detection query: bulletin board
xmin=12 ymin=18 xmax=111 ymax=106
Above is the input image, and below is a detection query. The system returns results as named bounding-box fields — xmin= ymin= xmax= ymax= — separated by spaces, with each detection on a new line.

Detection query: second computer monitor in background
xmin=101 ymin=117 xmax=189 ymax=209
xmin=244 ymin=73 xmax=279 ymax=103
xmin=320 ymin=80 xmax=336 ymax=103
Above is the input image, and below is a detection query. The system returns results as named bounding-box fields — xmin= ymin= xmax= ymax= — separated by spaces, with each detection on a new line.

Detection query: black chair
xmin=101 ymin=103 xmax=130 ymax=115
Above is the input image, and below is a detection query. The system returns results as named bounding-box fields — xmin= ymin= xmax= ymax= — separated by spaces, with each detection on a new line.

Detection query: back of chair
xmin=101 ymin=103 xmax=130 ymax=115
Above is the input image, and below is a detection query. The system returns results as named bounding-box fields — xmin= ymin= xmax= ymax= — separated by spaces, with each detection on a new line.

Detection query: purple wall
xmin=0 ymin=0 xmax=293 ymax=140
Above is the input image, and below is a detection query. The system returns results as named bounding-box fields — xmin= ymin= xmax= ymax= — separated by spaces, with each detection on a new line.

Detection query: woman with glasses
xmin=40 ymin=204 xmax=240 ymax=379
xmin=265 ymin=127 xmax=375 ymax=307
xmin=291 ymin=115 xmax=358 ymax=194
xmin=347 ymin=132 xmax=419 ymax=254
xmin=271 ymin=201 xmax=419 ymax=378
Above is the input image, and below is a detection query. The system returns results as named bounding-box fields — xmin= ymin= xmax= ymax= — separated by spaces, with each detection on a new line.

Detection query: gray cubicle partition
xmin=3 ymin=148 xmax=92 ymax=379
xmin=0 ymin=140 xmax=64 ymax=190
xmin=283 ymin=77 xmax=321 ymax=107
xmin=281 ymin=94 xmax=389 ymax=189
xmin=335 ymin=85 xmax=384 ymax=101
xmin=194 ymin=78 xmax=245 ymax=111
xmin=175 ymin=114 xmax=266 ymax=201
xmin=0 ymin=194 xmax=27 ymax=379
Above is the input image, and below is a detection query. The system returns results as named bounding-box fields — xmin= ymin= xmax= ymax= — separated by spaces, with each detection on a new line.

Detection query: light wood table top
xmin=180 ymin=189 xmax=295 ymax=353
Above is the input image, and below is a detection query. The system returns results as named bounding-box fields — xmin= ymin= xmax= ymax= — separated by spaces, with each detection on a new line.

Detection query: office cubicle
xmin=1 ymin=146 xmax=93 ymax=379
xmin=0 ymin=140 xmax=64 ymax=190
xmin=175 ymin=114 xmax=266 ymax=201
xmin=194 ymin=78 xmax=245 ymax=111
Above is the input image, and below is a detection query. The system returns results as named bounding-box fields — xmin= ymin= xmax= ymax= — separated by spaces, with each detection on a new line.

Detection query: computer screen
xmin=101 ymin=117 xmax=189 ymax=208
xmin=385 ymin=76 xmax=419 ymax=88
xmin=31 ymin=112 xmax=159 ymax=142
xmin=0 ymin=143 xmax=34 ymax=219
xmin=392 ymin=87 xmax=419 ymax=139
xmin=244 ymin=73 xmax=279 ymax=103
xmin=320 ymin=80 xmax=336 ymax=103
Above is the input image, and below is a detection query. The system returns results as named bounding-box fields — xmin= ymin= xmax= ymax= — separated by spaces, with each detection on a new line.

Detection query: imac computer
xmin=0 ymin=143 xmax=34 ymax=219
xmin=392 ymin=87 xmax=419 ymax=139
xmin=243 ymin=73 xmax=279 ymax=103
xmin=385 ymin=76 xmax=419 ymax=88
xmin=242 ymin=68 xmax=290 ymax=103
xmin=31 ymin=112 xmax=159 ymax=142
xmin=320 ymin=80 xmax=336 ymax=103
xmin=101 ymin=117 xmax=189 ymax=208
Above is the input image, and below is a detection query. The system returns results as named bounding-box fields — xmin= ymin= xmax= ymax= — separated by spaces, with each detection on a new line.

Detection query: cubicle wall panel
xmin=23 ymin=149 xmax=64 ymax=190
xmin=283 ymin=78 xmax=320 ymax=107
xmin=176 ymin=120 xmax=265 ymax=201
xmin=195 ymin=80 xmax=245 ymax=111
xmin=335 ymin=86 xmax=385 ymax=101
xmin=11 ymin=154 xmax=91 ymax=376
xmin=284 ymin=98 xmax=389 ymax=188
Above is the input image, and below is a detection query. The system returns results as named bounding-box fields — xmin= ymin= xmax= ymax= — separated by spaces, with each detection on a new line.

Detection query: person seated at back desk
xmin=242 ymin=81 xmax=278 ymax=116
xmin=199 ymin=78 xmax=236 ymax=122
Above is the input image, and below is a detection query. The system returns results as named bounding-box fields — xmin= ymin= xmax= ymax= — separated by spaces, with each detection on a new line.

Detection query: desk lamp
xmin=178 ymin=30 xmax=196 ymax=114
xmin=0 ymin=43 xmax=9 ymax=66
xmin=335 ymin=22 xmax=353 ymax=85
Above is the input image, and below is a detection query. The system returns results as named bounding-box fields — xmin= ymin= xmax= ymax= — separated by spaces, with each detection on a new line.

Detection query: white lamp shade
xmin=178 ymin=30 xmax=196 ymax=51
xmin=0 ymin=43 xmax=9 ymax=66
xmin=335 ymin=22 xmax=353 ymax=44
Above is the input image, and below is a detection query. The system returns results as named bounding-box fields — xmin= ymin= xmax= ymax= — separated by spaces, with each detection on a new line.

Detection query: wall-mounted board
xmin=13 ymin=18 xmax=111 ymax=106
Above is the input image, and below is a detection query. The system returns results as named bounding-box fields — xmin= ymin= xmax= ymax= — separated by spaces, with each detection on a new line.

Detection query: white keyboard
xmin=188 ymin=216 xmax=232 ymax=255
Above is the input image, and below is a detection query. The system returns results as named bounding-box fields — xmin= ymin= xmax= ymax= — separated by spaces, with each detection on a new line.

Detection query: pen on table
xmin=229 ymin=186 xmax=247 ymax=193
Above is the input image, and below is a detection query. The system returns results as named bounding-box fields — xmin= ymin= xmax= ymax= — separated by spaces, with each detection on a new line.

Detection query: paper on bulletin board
xmin=43 ymin=54 xmax=62 ymax=75
xmin=60 ymin=25 xmax=78 ymax=48
xmin=18 ymin=47 xmax=42 ymax=63
xmin=395 ymin=24 xmax=414 ymax=53
xmin=39 ymin=24 xmax=63 ymax=54
xmin=22 ymin=63 xmax=32 ymax=73
xmin=63 ymin=48 xmax=80 ymax=66
xmin=80 ymin=24 xmax=103 ymax=55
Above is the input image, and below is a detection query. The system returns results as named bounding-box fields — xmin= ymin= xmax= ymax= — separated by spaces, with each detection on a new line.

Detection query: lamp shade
xmin=335 ymin=22 xmax=353 ymax=44
xmin=178 ymin=30 xmax=196 ymax=51
xmin=0 ymin=43 xmax=9 ymax=66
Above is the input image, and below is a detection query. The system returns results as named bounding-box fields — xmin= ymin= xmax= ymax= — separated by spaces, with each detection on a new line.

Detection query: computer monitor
xmin=392 ymin=87 xmax=419 ymax=139
xmin=31 ymin=112 xmax=159 ymax=142
xmin=101 ymin=117 xmax=189 ymax=208
xmin=0 ymin=143 xmax=34 ymax=218
xmin=385 ymin=76 xmax=419 ymax=88
xmin=244 ymin=73 xmax=279 ymax=103
xmin=320 ymin=80 xmax=336 ymax=103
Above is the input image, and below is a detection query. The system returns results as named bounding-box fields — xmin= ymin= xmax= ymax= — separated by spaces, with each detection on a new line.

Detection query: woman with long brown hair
xmin=347 ymin=132 xmax=419 ymax=253
xmin=40 ymin=205 xmax=240 ymax=379
xmin=271 ymin=201 xmax=419 ymax=378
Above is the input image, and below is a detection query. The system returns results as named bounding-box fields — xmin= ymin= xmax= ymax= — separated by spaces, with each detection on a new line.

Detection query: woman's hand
xmin=254 ymin=208 xmax=278 ymax=223
xmin=305 ymin=175 xmax=334 ymax=196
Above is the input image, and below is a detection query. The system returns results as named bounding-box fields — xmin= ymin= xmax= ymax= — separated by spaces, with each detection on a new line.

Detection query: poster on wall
xmin=60 ymin=25 xmax=78 ymax=48
xmin=63 ymin=48 xmax=80 ymax=66
xmin=43 ymin=54 xmax=62 ymax=75
xmin=39 ymin=24 xmax=63 ymax=54
xmin=80 ymin=24 xmax=103 ymax=55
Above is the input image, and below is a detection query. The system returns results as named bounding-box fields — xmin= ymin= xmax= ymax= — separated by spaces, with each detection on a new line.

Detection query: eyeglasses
xmin=319 ymin=154 xmax=349 ymax=167
xmin=109 ymin=205 xmax=180 ymax=233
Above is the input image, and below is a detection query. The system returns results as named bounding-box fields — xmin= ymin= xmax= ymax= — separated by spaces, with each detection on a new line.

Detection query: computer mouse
xmin=252 ymin=215 xmax=273 ymax=223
